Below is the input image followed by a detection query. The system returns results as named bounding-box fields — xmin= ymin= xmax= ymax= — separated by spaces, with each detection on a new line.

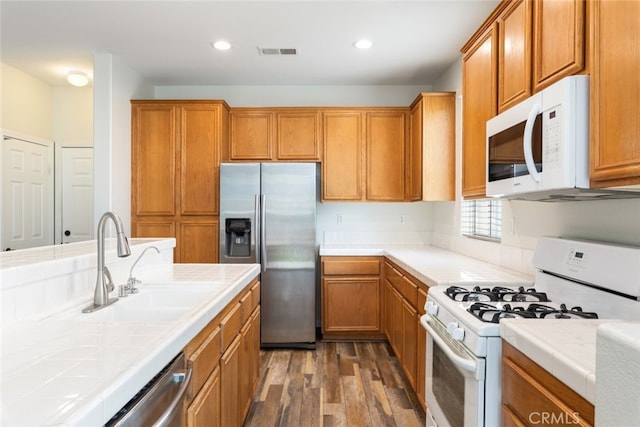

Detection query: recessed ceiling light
xmin=67 ymin=71 xmax=89 ymax=87
xmin=353 ymin=39 xmax=373 ymax=49
xmin=213 ymin=40 xmax=231 ymax=50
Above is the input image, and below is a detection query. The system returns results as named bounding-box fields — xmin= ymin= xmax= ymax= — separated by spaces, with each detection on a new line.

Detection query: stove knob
xmin=446 ymin=322 xmax=459 ymax=335
xmin=452 ymin=327 xmax=465 ymax=341
xmin=426 ymin=301 xmax=439 ymax=316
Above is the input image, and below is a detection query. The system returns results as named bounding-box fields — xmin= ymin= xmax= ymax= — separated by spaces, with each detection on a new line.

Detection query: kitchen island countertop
xmin=1 ymin=262 xmax=260 ymax=426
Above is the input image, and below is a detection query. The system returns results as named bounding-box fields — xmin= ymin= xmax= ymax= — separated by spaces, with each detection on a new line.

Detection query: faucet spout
xmin=83 ymin=211 xmax=131 ymax=313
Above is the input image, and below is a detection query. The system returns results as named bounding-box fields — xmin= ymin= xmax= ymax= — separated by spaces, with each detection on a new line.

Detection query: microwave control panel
xmin=543 ymin=105 xmax=562 ymax=167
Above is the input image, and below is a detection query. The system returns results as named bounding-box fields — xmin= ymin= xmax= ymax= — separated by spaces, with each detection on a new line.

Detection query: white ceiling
xmin=0 ymin=0 xmax=499 ymax=87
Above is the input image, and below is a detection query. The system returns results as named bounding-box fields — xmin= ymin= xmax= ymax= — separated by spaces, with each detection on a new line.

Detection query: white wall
xmin=52 ymin=86 xmax=93 ymax=145
xmin=1 ymin=63 xmax=53 ymax=139
xmin=93 ymin=54 xmax=154 ymax=235
xmin=431 ymin=58 xmax=640 ymax=275
xmin=155 ymin=84 xmax=431 ymax=107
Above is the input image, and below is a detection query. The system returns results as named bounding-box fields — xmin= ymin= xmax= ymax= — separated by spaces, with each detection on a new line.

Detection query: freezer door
xmin=260 ymin=163 xmax=317 ymax=345
xmin=219 ymin=163 xmax=260 ymax=264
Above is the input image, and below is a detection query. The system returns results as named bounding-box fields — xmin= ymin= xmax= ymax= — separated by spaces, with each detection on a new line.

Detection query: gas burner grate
xmin=445 ymin=285 xmax=549 ymax=303
xmin=467 ymin=302 xmax=599 ymax=323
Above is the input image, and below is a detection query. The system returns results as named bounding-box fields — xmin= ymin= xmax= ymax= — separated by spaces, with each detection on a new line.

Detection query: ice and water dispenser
xmin=225 ymin=218 xmax=252 ymax=257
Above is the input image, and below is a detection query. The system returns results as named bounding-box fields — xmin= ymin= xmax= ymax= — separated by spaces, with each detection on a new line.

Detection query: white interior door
xmin=1 ymin=136 xmax=54 ymax=251
xmin=61 ymin=147 xmax=93 ymax=244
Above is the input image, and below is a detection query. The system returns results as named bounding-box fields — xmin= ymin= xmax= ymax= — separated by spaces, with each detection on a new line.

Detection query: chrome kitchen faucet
xmin=83 ymin=212 xmax=131 ymax=313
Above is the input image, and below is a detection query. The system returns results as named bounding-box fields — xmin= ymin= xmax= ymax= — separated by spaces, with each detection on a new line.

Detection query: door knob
xmin=64 ymin=230 xmax=71 ymax=236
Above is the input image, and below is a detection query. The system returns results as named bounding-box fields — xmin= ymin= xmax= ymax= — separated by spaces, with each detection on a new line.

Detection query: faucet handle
xmin=103 ymin=266 xmax=115 ymax=293
xmin=126 ymin=276 xmax=141 ymax=293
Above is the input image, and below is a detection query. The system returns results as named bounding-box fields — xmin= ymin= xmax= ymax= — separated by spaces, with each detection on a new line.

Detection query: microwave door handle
xmin=523 ymin=103 xmax=541 ymax=183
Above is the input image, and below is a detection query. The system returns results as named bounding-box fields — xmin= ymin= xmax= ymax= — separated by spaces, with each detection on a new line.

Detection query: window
xmin=461 ymin=199 xmax=502 ymax=241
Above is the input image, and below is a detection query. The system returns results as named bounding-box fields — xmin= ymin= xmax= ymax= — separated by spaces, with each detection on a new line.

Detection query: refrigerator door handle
xmin=254 ymin=194 xmax=261 ymax=264
xmin=261 ymin=194 xmax=267 ymax=271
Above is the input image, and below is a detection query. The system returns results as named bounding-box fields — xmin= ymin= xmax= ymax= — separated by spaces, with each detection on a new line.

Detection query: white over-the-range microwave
xmin=485 ymin=75 xmax=640 ymax=201
xmin=486 ymin=75 xmax=592 ymax=200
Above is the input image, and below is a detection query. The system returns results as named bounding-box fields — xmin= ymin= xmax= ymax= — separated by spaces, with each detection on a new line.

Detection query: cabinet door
xmin=383 ymin=280 xmax=393 ymax=342
xmin=416 ymin=287 xmax=427 ymax=409
xmin=180 ymin=105 xmax=220 ymax=215
xmin=590 ymin=0 xmax=640 ymax=187
xmin=408 ymin=99 xmax=423 ymax=201
xmin=229 ymin=110 xmax=273 ymax=160
xmin=277 ymin=111 xmax=322 ymax=160
xmin=133 ymin=220 xmax=175 ymax=240
xmin=462 ymin=24 xmax=497 ymax=199
xmin=532 ymin=0 xmax=585 ymax=92
xmin=220 ymin=335 xmax=241 ymax=427
xmin=179 ymin=220 xmax=218 ymax=263
xmin=498 ymin=0 xmax=532 ymax=111
xmin=402 ymin=298 xmax=417 ymax=388
xmin=366 ymin=111 xmax=406 ymax=201
xmin=250 ymin=306 xmax=261 ymax=392
xmin=322 ymin=111 xmax=363 ymax=200
xmin=187 ymin=366 xmax=220 ymax=427
xmin=390 ymin=288 xmax=403 ymax=358
xmin=323 ymin=277 xmax=380 ymax=333
xmin=421 ymin=93 xmax=456 ymax=201
xmin=131 ymin=104 xmax=177 ymax=216
xmin=239 ymin=319 xmax=252 ymax=421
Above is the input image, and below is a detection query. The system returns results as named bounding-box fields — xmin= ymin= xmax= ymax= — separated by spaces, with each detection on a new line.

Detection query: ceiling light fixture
xmin=353 ymin=39 xmax=373 ymax=49
xmin=67 ymin=71 xmax=89 ymax=87
xmin=213 ymin=40 xmax=231 ymax=50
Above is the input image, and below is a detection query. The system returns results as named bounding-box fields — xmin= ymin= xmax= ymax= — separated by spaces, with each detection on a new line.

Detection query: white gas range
xmin=421 ymin=237 xmax=640 ymax=427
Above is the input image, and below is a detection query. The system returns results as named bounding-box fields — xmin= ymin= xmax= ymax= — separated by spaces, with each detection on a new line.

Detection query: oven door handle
xmin=421 ymin=314 xmax=481 ymax=376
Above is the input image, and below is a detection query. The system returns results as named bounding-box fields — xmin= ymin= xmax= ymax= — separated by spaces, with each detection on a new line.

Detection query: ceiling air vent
xmin=258 ymin=47 xmax=298 ymax=56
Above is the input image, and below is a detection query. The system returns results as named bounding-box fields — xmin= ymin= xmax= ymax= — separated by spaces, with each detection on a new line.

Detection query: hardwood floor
xmin=244 ymin=341 xmax=426 ymax=427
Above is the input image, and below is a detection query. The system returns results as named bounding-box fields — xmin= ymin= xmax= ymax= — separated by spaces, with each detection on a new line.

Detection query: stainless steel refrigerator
xmin=219 ymin=163 xmax=317 ymax=348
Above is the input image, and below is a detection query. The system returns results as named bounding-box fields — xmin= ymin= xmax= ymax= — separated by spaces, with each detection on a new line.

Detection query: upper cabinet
xmin=462 ymin=0 xmax=587 ymax=198
xmin=228 ymin=108 xmax=321 ymax=162
xmin=410 ymin=92 xmax=456 ymax=201
xmin=131 ymin=100 xmax=229 ymax=263
xmin=462 ymin=23 xmax=498 ymax=199
xmin=322 ymin=108 xmax=408 ymax=202
xmin=589 ymin=0 xmax=640 ymax=188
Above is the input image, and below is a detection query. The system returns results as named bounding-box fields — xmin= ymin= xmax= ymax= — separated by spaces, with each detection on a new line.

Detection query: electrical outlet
xmin=400 ymin=215 xmax=405 ymax=224
xmin=337 ymin=214 xmax=343 ymax=225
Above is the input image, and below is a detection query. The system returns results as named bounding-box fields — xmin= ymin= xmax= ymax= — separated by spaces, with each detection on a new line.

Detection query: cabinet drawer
xmin=323 ymin=257 xmax=380 ymax=275
xmin=251 ymin=281 xmax=260 ymax=311
xmin=188 ymin=326 xmax=221 ymax=397
xmin=385 ymin=262 xmax=417 ymax=308
xmin=239 ymin=292 xmax=252 ymax=326
xmin=220 ymin=302 xmax=241 ymax=351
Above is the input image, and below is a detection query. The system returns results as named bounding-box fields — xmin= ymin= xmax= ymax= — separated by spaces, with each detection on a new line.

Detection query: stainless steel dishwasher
xmin=105 ymin=353 xmax=192 ymax=427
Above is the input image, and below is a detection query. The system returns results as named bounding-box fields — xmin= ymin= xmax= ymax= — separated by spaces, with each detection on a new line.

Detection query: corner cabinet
xmin=590 ymin=0 xmax=640 ymax=188
xmin=502 ymin=341 xmax=594 ymax=427
xmin=131 ymin=100 xmax=229 ymax=263
xmin=410 ymin=92 xmax=456 ymax=201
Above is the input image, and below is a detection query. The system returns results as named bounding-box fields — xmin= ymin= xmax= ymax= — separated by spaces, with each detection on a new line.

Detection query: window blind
xmin=461 ymin=199 xmax=502 ymax=241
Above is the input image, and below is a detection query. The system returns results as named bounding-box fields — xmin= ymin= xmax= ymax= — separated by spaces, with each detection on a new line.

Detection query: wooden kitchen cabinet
xmin=502 ymin=341 xmax=594 ymax=426
xmin=531 ymin=0 xmax=586 ymax=93
xmin=183 ymin=278 xmax=260 ymax=427
xmin=131 ymin=100 xmax=229 ymax=263
xmin=229 ymin=109 xmax=273 ymax=160
xmin=366 ymin=110 xmax=407 ymax=201
xmin=589 ymin=0 xmax=640 ymax=188
xmin=462 ymin=22 xmax=498 ymax=199
xmin=497 ymin=0 xmax=532 ymax=111
xmin=321 ymin=256 xmax=384 ymax=339
xmin=322 ymin=108 xmax=408 ymax=202
xmin=228 ymin=108 xmax=321 ymax=161
xmin=322 ymin=110 xmax=364 ymax=201
xmin=409 ymin=93 xmax=456 ymax=201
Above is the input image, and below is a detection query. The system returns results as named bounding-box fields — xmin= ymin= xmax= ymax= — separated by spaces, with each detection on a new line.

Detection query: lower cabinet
xmin=321 ymin=256 xmax=384 ymax=339
xmin=502 ymin=341 xmax=594 ymax=427
xmin=184 ymin=278 xmax=260 ymax=427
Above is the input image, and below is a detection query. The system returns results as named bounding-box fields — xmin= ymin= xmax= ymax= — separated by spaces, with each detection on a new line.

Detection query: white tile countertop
xmin=500 ymin=318 xmax=625 ymax=405
xmin=1 ymin=262 xmax=260 ymax=426
xmin=320 ymin=244 xmax=533 ymax=287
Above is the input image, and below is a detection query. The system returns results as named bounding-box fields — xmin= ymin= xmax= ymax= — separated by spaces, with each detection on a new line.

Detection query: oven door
xmin=421 ymin=314 xmax=485 ymax=427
